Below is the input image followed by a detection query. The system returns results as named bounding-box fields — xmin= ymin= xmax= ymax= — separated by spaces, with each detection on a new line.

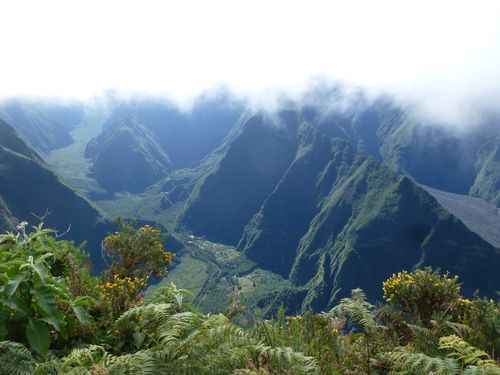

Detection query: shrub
xmin=382 ymin=268 xmax=462 ymax=326
xmin=102 ymin=218 xmax=174 ymax=281
xmin=0 ymin=223 xmax=92 ymax=358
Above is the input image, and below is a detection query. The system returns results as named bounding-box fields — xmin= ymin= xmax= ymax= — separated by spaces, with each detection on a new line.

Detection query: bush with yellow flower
xmin=382 ymin=268 xmax=463 ymax=326
xmin=96 ymin=218 xmax=175 ymax=324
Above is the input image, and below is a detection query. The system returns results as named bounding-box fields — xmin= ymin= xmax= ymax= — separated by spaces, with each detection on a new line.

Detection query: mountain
xmin=302 ymin=97 xmax=500 ymax=208
xmin=6 ymin=91 xmax=499 ymax=202
xmin=85 ymin=114 xmax=173 ymax=193
xmin=306 ymin=103 xmax=476 ymax=193
xmin=469 ymin=135 xmax=500 ymax=206
xmin=179 ymin=112 xmax=500 ymax=311
xmin=84 ymin=96 xmax=243 ymax=193
xmin=0 ymin=99 xmax=85 ymax=153
xmin=179 ymin=111 xmax=301 ymax=244
xmin=0 ymin=119 xmax=112 ymax=267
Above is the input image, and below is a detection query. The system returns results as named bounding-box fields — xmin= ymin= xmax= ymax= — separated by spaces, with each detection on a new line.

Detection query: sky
xmin=1 ymin=0 xmax=500 ymax=125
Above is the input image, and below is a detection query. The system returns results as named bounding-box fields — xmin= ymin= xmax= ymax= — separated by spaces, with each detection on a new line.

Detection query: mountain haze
xmin=0 ymin=100 xmax=85 ymax=153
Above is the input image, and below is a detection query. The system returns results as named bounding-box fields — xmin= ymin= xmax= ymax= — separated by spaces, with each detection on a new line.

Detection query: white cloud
xmin=1 ymin=0 xmax=499 ymax=124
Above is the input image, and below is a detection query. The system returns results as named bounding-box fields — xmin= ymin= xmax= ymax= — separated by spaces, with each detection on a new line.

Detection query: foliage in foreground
xmin=0 ymin=221 xmax=499 ymax=374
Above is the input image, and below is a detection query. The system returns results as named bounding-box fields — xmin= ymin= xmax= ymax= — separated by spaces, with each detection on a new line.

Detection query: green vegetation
xmin=88 ymin=112 xmax=500 ymax=317
xmin=45 ymin=109 xmax=108 ymax=198
xmin=470 ymin=136 xmax=500 ymax=207
xmin=179 ymin=115 xmax=500 ymax=312
xmin=180 ymin=111 xmax=301 ymax=245
xmin=0 ymin=222 xmax=498 ymax=374
xmin=85 ymin=115 xmax=173 ymax=194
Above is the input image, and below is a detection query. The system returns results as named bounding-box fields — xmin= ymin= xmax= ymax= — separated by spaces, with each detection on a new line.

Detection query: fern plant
xmin=0 ymin=341 xmax=36 ymax=375
xmin=379 ymin=349 xmax=460 ymax=374
xmin=329 ymin=289 xmax=386 ymax=335
xmin=439 ymin=335 xmax=500 ymax=371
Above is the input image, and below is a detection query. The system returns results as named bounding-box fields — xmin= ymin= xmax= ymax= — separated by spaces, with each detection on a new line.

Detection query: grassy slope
xmin=0 ymin=195 xmax=15 ymax=230
xmin=469 ymin=135 xmax=500 ymax=206
xmin=159 ymin=234 xmax=298 ymax=316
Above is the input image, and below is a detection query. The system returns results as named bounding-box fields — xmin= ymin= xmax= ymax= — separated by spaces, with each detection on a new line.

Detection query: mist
xmin=1 ymin=0 xmax=500 ymax=127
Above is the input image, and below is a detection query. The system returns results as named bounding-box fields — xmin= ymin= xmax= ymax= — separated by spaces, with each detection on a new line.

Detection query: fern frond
xmin=157 ymin=311 xmax=200 ymax=346
xmin=151 ymin=312 xmax=320 ymax=374
xmin=257 ymin=345 xmax=320 ymax=374
xmin=329 ymin=288 xmax=386 ymax=334
xmin=144 ymin=283 xmax=194 ymax=306
xmin=0 ymin=341 xmax=36 ymax=375
xmin=439 ymin=335 xmax=498 ymax=367
xmin=406 ymin=322 xmax=441 ymax=354
xmin=381 ymin=349 xmax=460 ymax=375
xmin=463 ymin=365 xmax=500 ymax=375
xmin=57 ymin=345 xmax=108 ymax=369
xmin=115 ymin=303 xmax=176 ymax=329
xmin=106 ymin=350 xmax=157 ymax=375
xmin=440 ymin=320 xmax=473 ymax=338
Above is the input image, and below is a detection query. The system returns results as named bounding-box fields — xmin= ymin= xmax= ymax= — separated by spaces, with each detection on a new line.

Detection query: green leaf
xmin=3 ymin=295 xmax=30 ymax=316
xmin=133 ymin=331 xmax=145 ymax=349
xmin=175 ymin=293 xmax=183 ymax=309
xmin=73 ymin=295 xmax=95 ymax=307
xmin=34 ymin=253 xmax=53 ymax=265
xmin=72 ymin=305 xmax=94 ymax=326
xmin=41 ymin=312 xmax=65 ymax=333
xmin=43 ymin=282 xmax=70 ymax=300
xmin=178 ymin=288 xmax=195 ymax=297
xmin=32 ymin=264 xmax=48 ymax=283
xmin=25 ymin=318 xmax=50 ymax=358
xmin=32 ymin=288 xmax=57 ymax=318
xmin=1 ymin=259 xmax=24 ymax=271
xmin=4 ymin=271 xmax=26 ymax=297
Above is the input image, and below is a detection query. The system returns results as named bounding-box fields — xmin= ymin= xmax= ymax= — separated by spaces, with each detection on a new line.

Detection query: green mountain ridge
xmin=180 ymin=110 xmax=301 ymax=244
xmin=470 ymin=135 xmax=500 ymax=206
xmin=179 ymin=112 xmax=500 ymax=311
xmin=305 ymin=101 xmax=500 ymax=201
xmin=86 ymin=114 xmax=173 ymax=193
xmin=0 ymin=195 xmax=15 ymax=229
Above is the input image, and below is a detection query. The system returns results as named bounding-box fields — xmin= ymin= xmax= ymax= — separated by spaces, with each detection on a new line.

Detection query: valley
xmin=2 ymin=3 xmax=499 ymax=372
xmin=2 ymin=94 xmax=500 ymax=316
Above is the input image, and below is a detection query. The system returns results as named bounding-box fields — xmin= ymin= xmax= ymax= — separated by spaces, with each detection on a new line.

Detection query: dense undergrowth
xmin=0 ymin=221 xmax=498 ymax=374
